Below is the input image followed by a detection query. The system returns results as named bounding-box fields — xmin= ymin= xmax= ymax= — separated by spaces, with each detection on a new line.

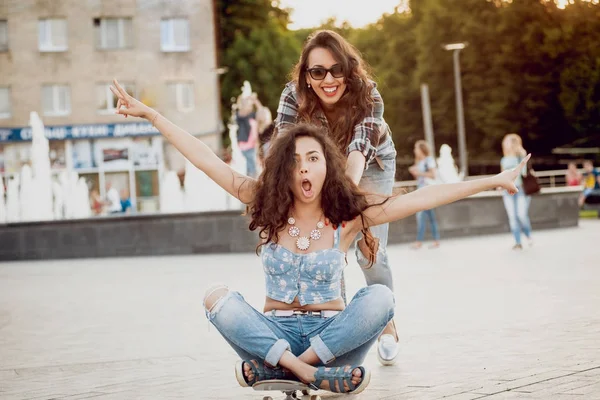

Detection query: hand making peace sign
xmin=110 ymin=79 xmax=155 ymax=120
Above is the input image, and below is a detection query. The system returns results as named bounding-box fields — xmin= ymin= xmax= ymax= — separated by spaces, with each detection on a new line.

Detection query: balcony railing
xmin=394 ymin=169 xmax=577 ymax=193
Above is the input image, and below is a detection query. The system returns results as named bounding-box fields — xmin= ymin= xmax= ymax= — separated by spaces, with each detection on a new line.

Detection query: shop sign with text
xmin=0 ymin=122 xmax=159 ymax=142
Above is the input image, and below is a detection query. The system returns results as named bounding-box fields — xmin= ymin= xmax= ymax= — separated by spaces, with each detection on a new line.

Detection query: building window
xmin=0 ymin=87 xmax=10 ymax=119
xmin=94 ymin=18 xmax=133 ymax=50
xmin=0 ymin=20 xmax=8 ymax=52
xmin=168 ymin=83 xmax=194 ymax=112
xmin=96 ymin=82 xmax=135 ymax=113
xmin=39 ymin=19 xmax=68 ymax=52
xmin=42 ymin=85 xmax=70 ymax=116
xmin=161 ymin=19 xmax=189 ymax=52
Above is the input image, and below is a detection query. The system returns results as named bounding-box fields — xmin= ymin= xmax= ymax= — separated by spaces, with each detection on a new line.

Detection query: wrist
xmin=488 ymin=175 xmax=501 ymax=189
xmin=143 ymin=108 xmax=156 ymax=120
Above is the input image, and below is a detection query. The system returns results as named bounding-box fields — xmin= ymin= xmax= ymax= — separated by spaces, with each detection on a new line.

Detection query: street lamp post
xmin=443 ymin=43 xmax=468 ymax=178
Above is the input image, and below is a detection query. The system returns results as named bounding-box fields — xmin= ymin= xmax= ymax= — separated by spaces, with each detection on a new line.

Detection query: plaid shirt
xmin=275 ymin=81 xmax=396 ymax=169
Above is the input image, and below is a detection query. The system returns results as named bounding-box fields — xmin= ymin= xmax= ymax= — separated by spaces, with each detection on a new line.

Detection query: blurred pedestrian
xmin=579 ymin=160 xmax=600 ymax=207
xmin=565 ymin=162 xmax=582 ymax=187
xmin=235 ymin=95 xmax=259 ymax=178
xmin=120 ymin=188 xmax=133 ymax=214
xmin=90 ymin=189 xmax=103 ymax=215
xmin=254 ymin=97 xmax=275 ymax=167
xmin=409 ymin=140 xmax=440 ymax=249
xmin=500 ymin=133 xmax=533 ymax=250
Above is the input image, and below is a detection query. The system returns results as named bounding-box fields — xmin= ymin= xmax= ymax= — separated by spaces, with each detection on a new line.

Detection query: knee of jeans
xmin=371 ymin=284 xmax=395 ymax=309
xmin=357 ymin=284 xmax=394 ymax=309
xmin=355 ymin=284 xmax=395 ymax=325
xmin=203 ymin=284 xmax=230 ymax=314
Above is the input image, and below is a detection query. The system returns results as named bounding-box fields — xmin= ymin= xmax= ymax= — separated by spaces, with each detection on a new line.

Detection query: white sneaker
xmin=377 ymin=334 xmax=399 ymax=366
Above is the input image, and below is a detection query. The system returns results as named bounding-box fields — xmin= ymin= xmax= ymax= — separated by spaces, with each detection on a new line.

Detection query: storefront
xmin=0 ymin=122 xmax=165 ymax=213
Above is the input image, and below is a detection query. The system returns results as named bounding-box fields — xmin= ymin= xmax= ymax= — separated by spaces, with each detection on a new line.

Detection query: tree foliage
xmin=215 ymin=0 xmax=600 ymax=165
xmin=215 ymin=0 xmax=301 ymax=132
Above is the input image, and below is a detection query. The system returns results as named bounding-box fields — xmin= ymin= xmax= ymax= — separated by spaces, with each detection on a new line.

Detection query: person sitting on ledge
xmin=109 ymin=79 xmax=530 ymax=395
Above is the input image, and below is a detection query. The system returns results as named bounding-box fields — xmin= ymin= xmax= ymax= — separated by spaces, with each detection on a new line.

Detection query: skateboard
xmin=252 ymin=379 xmax=321 ymax=400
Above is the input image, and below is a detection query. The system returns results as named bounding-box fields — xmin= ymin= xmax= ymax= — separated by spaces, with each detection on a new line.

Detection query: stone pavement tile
xmin=491 ymin=367 xmax=560 ymax=382
xmin=439 ymin=393 xmax=483 ymax=400
xmin=471 ymin=370 xmax=575 ymax=395
xmin=1 ymin=222 xmax=599 ymax=399
xmin=56 ymin=393 xmax=107 ymax=400
xmin=565 ymin=366 xmax=600 ymax=378
xmin=478 ymin=394 xmax=571 ymax=400
xmin=561 ymin=381 xmax=600 ymax=396
xmin=563 ymin=362 xmax=600 ymax=372
xmin=503 ymin=375 xmax=586 ymax=393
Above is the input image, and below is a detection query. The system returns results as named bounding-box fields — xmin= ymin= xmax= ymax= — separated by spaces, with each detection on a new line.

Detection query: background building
xmin=0 ymin=0 xmax=221 ymax=212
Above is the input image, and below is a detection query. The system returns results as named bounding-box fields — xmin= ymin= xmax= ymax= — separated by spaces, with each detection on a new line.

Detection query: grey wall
xmin=0 ymin=190 xmax=579 ymax=261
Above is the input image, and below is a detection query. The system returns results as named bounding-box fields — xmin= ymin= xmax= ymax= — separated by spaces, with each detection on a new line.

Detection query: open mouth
xmin=321 ymin=86 xmax=338 ymax=97
xmin=301 ymin=178 xmax=314 ymax=198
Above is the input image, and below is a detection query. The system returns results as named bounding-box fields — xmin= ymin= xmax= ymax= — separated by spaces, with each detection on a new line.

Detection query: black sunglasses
xmin=306 ymin=64 xmax=344 ymax=80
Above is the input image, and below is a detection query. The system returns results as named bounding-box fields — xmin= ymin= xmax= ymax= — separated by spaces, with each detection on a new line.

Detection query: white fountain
xmin=183 ymin=158 xmax=231 ymax=212
xmin=5 ymin=176 xmax=20 ymax=223
xmin=160 ymin=170 xmax=185 ymax=213
xmin=4 ymin=112 xmax=91 ymax=223
xmin=27 ymin=111 xmax=54 ymax=221
xmin=163 ymin=82 xmax=252 ymax=213
xmin=60 ymin=171 xmax=78 ymax=219
xmin=73 ymin=177 xmax=91 ymax=218
xmin=52 ymin=179 xmax=64 ymax=219
xmin=436 ymin=144 xmax=462 ymax=184
xmin=19 ymin=165 xmax=36 ymax=221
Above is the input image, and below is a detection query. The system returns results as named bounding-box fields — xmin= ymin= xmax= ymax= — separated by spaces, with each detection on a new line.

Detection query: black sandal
xmin=235 ymin=359 xmax=296 ymax=387
xmin=311 ymin=365 xmax=371 ymax=394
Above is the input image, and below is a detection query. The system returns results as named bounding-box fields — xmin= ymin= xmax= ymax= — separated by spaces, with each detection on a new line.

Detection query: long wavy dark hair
xmin=291 ymin=30 xmax=378 ymax=153
xmin=248 ymin=124 xmax=384 ymax=267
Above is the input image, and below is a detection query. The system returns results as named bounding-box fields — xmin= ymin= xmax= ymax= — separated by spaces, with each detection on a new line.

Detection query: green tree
xmin=215 ymin=0 xmax=300 ymax=144
xmin=351 ymin=10 xmax=421 ymax=161
xmin=558 ymin=0 xmax=600 ymax=146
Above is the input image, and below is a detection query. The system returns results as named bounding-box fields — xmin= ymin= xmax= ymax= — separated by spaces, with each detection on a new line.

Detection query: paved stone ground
xmin=1 ymin=220 xmax=599 ymax=400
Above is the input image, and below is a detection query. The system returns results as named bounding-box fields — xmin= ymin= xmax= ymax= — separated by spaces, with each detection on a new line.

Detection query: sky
xmin=279 ymin=0 xmax=571 ymax=30
xmin=279 ymin=0 xmax=405 ymax=30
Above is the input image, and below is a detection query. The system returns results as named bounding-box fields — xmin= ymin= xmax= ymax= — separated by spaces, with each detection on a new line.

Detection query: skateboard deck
xmin=252 ymin=379 xmax=321 ymax=400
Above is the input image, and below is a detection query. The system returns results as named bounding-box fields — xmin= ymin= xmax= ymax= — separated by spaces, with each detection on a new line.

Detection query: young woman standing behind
xmin=275 ymin=30 xmax=399 ymax=365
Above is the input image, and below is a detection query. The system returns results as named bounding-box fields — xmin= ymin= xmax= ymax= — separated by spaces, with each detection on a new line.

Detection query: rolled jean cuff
xmin=309 ymin=335 xmax=335 ymax=364
xmin=265 ymin=338 xmax=291 ymax=367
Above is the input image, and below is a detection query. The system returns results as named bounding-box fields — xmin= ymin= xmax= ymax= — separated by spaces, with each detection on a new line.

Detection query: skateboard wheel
xmin=262 ymin=397 xmax=273 ymax=400
xmin=310 ymin=396 xmax=320 ymax=400
xmin=301 ymin=390 xmax=309 ymax=395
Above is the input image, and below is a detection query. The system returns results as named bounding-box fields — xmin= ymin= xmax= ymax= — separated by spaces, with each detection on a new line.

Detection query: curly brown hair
xmin=291 ymin=30 xmax=378 ymax=153
xmin=248 ymin=124 xmax=383 ymax=267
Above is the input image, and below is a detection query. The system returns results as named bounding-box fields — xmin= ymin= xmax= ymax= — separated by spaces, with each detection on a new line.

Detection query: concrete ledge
xmin=0 ymin=189 xmax=580 ymax=261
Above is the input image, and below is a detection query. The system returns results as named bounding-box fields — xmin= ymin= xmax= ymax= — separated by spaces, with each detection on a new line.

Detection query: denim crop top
xmin=261 ymin=225 xmax=346 ymax=305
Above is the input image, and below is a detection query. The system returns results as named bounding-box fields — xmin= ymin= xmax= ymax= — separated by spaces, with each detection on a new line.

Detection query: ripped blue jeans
xmin=204 ymin=284 xmax=395 ymax=367
xmin=355 ymin=157 xmax=396 ymax=290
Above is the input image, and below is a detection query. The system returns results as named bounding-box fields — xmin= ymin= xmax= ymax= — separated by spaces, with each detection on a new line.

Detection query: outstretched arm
xmin=110 ymin=80 xmax=255 ymax=204
xmin=363 ymin=155 xmax=531 ymax=227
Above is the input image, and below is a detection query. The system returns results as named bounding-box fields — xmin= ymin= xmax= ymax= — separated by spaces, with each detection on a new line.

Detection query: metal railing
xmin=394 ymin=169 xmax=573 ymax=193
